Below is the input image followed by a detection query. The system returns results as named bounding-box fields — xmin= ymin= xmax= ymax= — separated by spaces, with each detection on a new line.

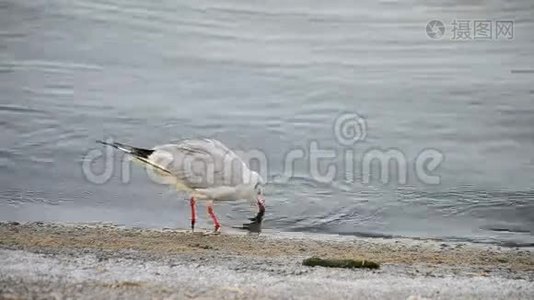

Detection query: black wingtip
xmin=96 ymin=140 xmax=113 ymax=147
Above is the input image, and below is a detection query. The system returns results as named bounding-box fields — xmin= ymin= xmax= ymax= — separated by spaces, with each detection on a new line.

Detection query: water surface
xmin=1 ymin=0 xmax=533 ymax=246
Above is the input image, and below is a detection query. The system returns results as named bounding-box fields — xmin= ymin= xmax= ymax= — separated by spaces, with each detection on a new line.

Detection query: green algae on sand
xmin=303 ymin=257 xmax=380 ymax=269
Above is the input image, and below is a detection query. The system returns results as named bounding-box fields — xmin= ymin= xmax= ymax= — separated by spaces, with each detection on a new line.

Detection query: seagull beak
xmin=257 ymin=194 xmax=265 ymax=208
xmin=253 ymin=194 xmax=265 ymax=221
xmin=236 ymin=194 xmax=265 ymax=233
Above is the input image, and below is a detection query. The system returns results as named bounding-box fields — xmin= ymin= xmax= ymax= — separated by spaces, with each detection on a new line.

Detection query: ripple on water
xmin=0 ymin=189 xmax=69 ymax=206
xmin=0 ymin=104 xmax=45 ymax=115
xmin=0 ymin=60 xmax=103 ymax=75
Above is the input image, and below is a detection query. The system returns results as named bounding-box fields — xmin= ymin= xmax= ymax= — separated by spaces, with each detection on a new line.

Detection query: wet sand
xmin=0 ymin=222 xmax=533 ymax=299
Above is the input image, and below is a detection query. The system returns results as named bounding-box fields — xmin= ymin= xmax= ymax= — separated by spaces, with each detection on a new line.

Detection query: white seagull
xmin=97 ymin=138 xmax=266 ymax=234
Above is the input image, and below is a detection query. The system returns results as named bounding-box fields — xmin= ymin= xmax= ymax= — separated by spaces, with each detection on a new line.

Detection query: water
xmin=1 ymin=0 xmax=533 ymax=246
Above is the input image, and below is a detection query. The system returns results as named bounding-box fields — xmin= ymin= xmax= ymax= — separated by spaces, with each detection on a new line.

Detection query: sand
xmin=0 ymin=222 xmax=533 ymax=299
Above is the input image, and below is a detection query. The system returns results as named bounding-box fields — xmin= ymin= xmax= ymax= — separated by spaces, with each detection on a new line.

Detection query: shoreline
xmin=1 ymin=222 xmax=533 ymax=299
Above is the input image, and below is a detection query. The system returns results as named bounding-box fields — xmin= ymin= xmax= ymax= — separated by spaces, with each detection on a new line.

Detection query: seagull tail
xmin=96 ymin=140 xmax=154 ymax=159
xmin=97 ymin=140 xmax=174 ymax=176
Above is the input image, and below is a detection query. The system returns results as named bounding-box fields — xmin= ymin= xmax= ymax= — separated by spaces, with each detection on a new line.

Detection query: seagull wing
xmin=147 ymin=139 xmax=251 ymax=190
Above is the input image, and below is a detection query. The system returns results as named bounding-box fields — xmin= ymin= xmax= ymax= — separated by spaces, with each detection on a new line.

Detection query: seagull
xmin=97 ymin=138 xmax=265 ymax=234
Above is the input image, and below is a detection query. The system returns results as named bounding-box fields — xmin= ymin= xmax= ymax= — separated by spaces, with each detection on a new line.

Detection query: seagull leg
xmin=207 ymin=200 xmax=221 ymax=234
xmin=190 ymin=196 xmax=196 ymax=232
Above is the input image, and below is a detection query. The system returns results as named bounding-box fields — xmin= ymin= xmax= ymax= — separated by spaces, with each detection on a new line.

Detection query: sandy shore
xmin=0 ymin=222 xmax=533 ymax=299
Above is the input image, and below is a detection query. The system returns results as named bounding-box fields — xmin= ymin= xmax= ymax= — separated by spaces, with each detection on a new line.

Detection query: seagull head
xmin=249 ymin=171 xmax=265 ymax=205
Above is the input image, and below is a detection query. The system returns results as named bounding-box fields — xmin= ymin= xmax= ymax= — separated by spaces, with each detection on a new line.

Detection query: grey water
xmin=1 ymin=0 xmax=533 ymax=246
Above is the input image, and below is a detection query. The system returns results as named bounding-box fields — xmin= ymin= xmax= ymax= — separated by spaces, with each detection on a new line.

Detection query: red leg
xmin=190 ymin=196 xmax=196 ymax=232
xmin=207 ymin=201 xmax=221 ymax=232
